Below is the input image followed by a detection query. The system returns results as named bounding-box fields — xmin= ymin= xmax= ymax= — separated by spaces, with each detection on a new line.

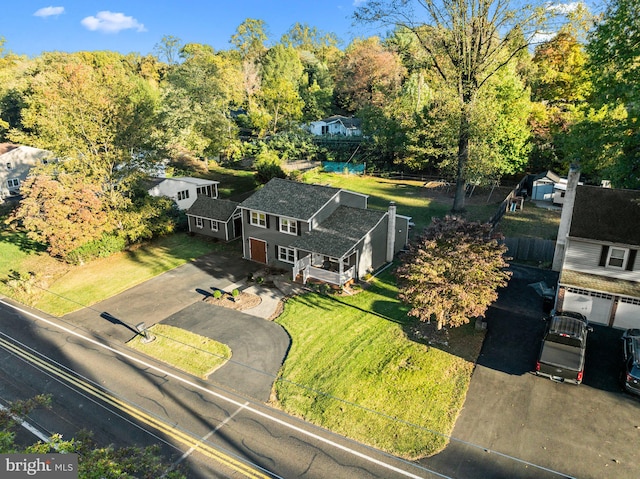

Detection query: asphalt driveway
xmin=426 ymin=264 xmax=640 ymax=479
xmin=63 ymin=252 xmax=291 ymax=402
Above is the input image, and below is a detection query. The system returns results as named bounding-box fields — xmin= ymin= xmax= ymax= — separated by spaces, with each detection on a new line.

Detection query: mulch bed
xmin=203 ymin=291 xmax=261 ymax=311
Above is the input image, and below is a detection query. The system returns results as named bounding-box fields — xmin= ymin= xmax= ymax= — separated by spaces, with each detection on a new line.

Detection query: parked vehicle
xmin=535 ymin=311 xmax=592 ymax=384
xmin=622 ymin=329 xmax=640 ymax=396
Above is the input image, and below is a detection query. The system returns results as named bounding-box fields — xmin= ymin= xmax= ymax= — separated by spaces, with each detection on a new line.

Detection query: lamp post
xmin=136 ymin=322 xmax=156 ymax=343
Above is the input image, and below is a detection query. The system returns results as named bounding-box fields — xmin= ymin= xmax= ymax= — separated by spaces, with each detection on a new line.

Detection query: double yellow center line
xmin=0 ymin=335 xmax=272 ymax=479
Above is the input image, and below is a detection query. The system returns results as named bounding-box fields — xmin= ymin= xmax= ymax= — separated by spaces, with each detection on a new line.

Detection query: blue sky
xmin=2 ymin=1 xmax=601 ymax=58
xmin=2 ymin=1 xmax=375 ymax=57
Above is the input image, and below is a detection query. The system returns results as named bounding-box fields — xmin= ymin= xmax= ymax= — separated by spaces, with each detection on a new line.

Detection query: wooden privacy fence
xmin=502 ymin=237 xmax=555 ymax=264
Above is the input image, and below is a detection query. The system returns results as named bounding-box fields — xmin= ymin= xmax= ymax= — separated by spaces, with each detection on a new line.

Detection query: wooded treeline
xmin=0 ymin=0 xmax=637 ymax=261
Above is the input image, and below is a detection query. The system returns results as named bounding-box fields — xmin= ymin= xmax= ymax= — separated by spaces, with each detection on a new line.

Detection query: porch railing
xmin=305 ymin=265 xmax=355 ymax=286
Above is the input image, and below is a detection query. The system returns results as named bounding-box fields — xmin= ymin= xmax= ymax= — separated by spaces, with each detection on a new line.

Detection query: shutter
xmin=627 ymin=249 xmax=637 ymax=271
xmin=246 ymin=209 xmax=251 ymax=222
xmin=297 ymin=221 xmax=302 ymax=236
xmin=266 ymin=214 xmax=270 ymax=228
xmin=276 ymin=216 xmax=280 ymax=231
xmin=599 ymin=245 xmax=609 ymax=267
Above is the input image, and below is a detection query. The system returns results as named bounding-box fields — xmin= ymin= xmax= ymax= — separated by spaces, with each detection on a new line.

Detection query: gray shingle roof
xmin=290 ymin=206 xmax=386 ymax=258
xmin=187 ymin=196 xmax=239 ymax=222
xmin=239 ymin=178 xmax=341 ymax=220
xmin=570 ymin=186 xmax=640 ymax=245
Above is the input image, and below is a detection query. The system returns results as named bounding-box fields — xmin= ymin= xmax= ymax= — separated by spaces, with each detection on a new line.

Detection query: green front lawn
xmin=274 ymin=271 xmax=483 ymax=459
xmin=0 ymin=230 xmax=227 ymax=316
xmin=127 ymin=324 xmax=231 ymax=378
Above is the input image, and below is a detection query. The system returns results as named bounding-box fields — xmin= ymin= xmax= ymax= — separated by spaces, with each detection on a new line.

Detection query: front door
xmin=249 ymin=238 xmax=267 ymax=264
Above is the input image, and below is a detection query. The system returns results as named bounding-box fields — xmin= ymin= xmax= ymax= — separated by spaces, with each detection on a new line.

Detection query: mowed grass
xmin=0 ymin=232 xmax=225 ymax=316
xmin=274 ymin=271 xmax=482 ymax=459
xmin=127 ymin=324 xmax=231 ymax=378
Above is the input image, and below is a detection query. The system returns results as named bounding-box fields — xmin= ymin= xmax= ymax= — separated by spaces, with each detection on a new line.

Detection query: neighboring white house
xmin=0 ymin=144 xmax=54 ymax=201
xmin=308 ymin=115 xmax=362 ymax=137
xmin=553 ymin=170 xmax=640 ymax=329
xmin=147 ymin=177 xmax=219 ymax=210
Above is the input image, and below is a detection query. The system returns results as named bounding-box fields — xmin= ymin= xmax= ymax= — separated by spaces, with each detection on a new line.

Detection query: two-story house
xmin=238 ymin=178 xmax=410 ymax=287
xmin=554 ymin=182 xmax=640 ymax=329
xmin=0 ymin=144 xmax=53 ymax=201
xmin=147 ymin=176 xmax=219 ymax=210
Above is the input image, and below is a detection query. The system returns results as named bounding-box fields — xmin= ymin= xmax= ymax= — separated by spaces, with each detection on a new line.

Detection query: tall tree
xmin=8 ymin=170 xmax=110 ymax=259
xmin=159 ymin=43 xmax=242 ymax=159
xmin=8 ymin=51 xmax=164 ymax=249
xmin=355 ymin=0 xmax=548 ymax=211
xmin=256 ymin=44 xmax=304 ymax=134
xmin=569 ymin=0 xmax=640 ymax=188
xmin=334 ymin=37 xmax=405 ymax=113
xmin=395 ymin=216 xmax=511 ymax=330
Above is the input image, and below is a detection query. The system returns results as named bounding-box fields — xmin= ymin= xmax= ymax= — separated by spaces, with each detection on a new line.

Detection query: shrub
xmin=254 ymin=149 xmax=287 ymax=184
xmin=66 ymin=234 xmax=126 ymax=265
xmin=213 ymin=289 xmax=222 ymax=299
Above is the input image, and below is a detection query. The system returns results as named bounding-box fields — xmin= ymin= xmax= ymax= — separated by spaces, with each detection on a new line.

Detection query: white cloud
xmin=34 ymin=6 xmax=65 ymax=17
xmin=352 ymin=0 xmax=367 ymax=5
xmin=548 ymin=2 xmax=582 ymax=15
xmin=81 ymin=11 xmax=146 ymax=34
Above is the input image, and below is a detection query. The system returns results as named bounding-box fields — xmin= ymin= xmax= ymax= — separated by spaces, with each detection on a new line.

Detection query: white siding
xmin=564 ymin=238 xmax=640 ymax=281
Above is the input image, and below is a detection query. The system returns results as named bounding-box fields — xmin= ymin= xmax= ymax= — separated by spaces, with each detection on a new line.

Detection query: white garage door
xmin=613 ymin=298 xmax=640 ymax=330
xmin=563 ymin=288 xmax=614 ymax=325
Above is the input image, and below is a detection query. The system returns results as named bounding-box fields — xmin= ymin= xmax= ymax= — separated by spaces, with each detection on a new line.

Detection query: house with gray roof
xmin=554 ymin=183 xmax=640 ymax=328
xmin=0 ymin=144 xmax=54 ymax=202
xmin=186 ymin=196 xmax=241 ymax=242
xmin=238 ymin=177 xmax=410 ymax=287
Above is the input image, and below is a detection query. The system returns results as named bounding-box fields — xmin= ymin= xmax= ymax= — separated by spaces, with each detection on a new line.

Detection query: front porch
xmin=293 ymin=253 xmax=356 ymax=287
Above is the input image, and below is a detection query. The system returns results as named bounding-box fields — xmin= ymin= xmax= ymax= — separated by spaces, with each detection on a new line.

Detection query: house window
xmin=250 ymin=211 xmax=267 ymax=228
xmin=607 ymin=247 xmax=628 ymax=269
xmin=210 ymin=221 xmax=219 ymax=232
xmin=177 ymin=190 xmax=190 ymax=201
xmin=278 ymin=246 xmax=296 ymax=264
xmin=7 ymin=178 xmax=20 ymax=188
xmin=197 ymin=185 xmax=212 ymax=197
xmin=279 ymin=217 xmax=297 ymax=235
xmin=195 ymin=217 xmax=204 ymax=229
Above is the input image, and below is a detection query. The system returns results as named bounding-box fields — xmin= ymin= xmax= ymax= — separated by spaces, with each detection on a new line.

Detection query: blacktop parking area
xmin=64 ymin=254 xmax=640 ymax=478
xmin=428 ymin=264 xmax=640 ymax=479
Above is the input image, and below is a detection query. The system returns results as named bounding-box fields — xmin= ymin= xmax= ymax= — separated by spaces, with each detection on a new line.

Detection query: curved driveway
xmin=63 ymin=252 xmax=291 ymax=402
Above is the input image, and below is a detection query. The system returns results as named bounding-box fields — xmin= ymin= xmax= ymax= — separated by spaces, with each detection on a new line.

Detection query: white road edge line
xmin=0 ymin=403 xmax=51 ymax=444
xmin=1 ymin=299 xmax=437 ymax=479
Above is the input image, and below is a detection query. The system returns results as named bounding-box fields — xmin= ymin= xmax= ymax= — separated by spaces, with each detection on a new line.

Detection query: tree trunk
xmin=452 ymin=103 xmax=470 ymax=213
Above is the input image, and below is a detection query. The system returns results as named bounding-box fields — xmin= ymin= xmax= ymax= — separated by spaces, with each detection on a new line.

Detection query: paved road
xmin=427 ymin=265 xmax=640 ymax=479
xmin=0 ymin=298 xmax=437 ymax=479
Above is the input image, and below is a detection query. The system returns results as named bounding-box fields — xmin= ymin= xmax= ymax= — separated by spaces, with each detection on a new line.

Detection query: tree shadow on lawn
xmin=0 ymin=227 xmax=47 ymax=254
